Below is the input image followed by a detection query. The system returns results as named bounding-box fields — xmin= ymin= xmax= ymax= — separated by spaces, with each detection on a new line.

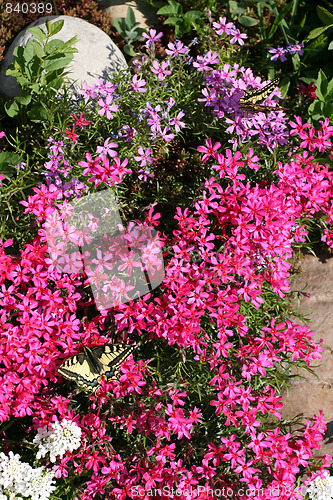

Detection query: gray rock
xmin=98 ymin=0 xmax=158 ymax=32
xmin=281 ymin=250 xmax=333 ymax=457
xmin=0 ymin=15 xmax=128 ymax=97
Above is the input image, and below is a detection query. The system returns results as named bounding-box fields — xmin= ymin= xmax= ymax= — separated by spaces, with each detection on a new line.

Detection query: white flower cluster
xmin=33 ymin=418 xmax=82 ymax=463
xmin=306 ymin=471 xmax=333 ymax=500
xmin=0 ymin=451 xmax=56 ymax=500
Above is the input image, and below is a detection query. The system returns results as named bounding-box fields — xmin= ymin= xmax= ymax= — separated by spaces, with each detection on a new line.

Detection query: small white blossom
xmin=0 ymin=451 xmax=56 ymax=500
xmin=33 ymin=418 xmax=82 ymax=463
xmin=306 ymin=471 xmax=333 ymax=500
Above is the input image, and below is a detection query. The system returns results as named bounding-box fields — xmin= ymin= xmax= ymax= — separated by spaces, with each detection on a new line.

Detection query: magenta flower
xmin=268 ymin=46 xmax=287 ymax=62
xmin=197 ymin=138 xmax=221 ymax=162
xmin=157 ymin=126 xmax=174 ymax=142
xmin=229 ymin=28 xmax=248 ymax=46
xmin=97 ymin=95 xmax=118 ymax=119
xmin=151 ymin=60 xmax=172 ymax=81
xmin=212 ymin=16 xmax=235 ymax=36
xmin=169 ymin=111 xmax=185 ymax=132
xmin=142 ymin=28 xmax=163 ymax=47
xmin=165 ymin=40 xmax=188 ymax=57
xmin=131 ymin=74 xmax=147 ymax=93
xmin=134 ymin=147 xmax=154 ymax=167
xmin=96 ymin=137 xmax=118 ymax=159
xmin=77 ymin=81 xmax=98 ymax=100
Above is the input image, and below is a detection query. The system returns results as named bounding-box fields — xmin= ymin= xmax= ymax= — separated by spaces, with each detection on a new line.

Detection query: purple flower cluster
xmin=198 ymin=64 xmax=288 ymax=151
xmin=268 ymin=43 xmax=304 ymax=62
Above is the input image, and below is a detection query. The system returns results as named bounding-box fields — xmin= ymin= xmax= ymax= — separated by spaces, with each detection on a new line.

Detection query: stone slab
xmin=0 ymin=15 xmax=127 ymax=97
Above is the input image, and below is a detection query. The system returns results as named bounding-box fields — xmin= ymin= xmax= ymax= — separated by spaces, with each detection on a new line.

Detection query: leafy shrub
xmin=0 ymin=0 xmax=112 ymax=65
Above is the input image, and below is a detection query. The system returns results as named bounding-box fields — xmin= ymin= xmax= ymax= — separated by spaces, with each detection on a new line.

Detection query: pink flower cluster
xmin=1 ymin=118 xmax=333 ymax=498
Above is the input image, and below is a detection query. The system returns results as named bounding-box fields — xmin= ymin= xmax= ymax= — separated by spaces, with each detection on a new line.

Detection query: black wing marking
xmin=58 ymin=344 xmax=134 ymax=393
xmin=239 ymin=77 xmax=280 ymax=108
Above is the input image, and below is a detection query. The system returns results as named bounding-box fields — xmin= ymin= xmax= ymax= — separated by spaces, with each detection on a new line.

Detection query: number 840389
xmin=5 ymin=3 xmax=53 ymax=14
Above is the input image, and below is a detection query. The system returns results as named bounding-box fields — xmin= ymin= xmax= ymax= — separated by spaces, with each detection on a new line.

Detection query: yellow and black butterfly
xmin=239 ymin=77 xmax=281 ymax=113
xmin=58 ymin=343 xmax=134 ymax=393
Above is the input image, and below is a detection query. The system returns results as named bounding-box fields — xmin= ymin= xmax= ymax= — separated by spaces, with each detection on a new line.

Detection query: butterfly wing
xmin=58 ymin=344 xmax=134 ymax=393
xmin=239 ymin=77 xmax=280 ymax=110
xmin=91 ymin=344 xmax=135 ymax=382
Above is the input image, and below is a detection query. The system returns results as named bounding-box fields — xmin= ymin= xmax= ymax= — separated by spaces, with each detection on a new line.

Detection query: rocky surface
xmin=282 ymin=249 xmax=333 ymax=457
xmin=98 ymin=0 xmax=158 ymax=31
xmin=0 ymin=15 xmax=127 ymax=97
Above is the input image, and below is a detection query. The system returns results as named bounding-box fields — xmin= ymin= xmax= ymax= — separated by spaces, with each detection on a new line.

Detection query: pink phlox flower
xmin=165 ymin=40 xmax=188 ymax=57
xmin=142 ymin=29 xmax=163 ymax=47
xmin=151 ymin=60 xmax=172 ymax=81
xmin=73 ymin=113 xmax=91 ymax=129
xmin=65 ymin=126 xmax=79 ymax=144
xmin=169 ymin=111 xmax=185 ymax=132
xmin=246 ymin=148 xmax=260 ymax=170
xmin=96 ymin=138 xmax=118 ymax=159
xmin=213 ymin=17 xmax=235 ymax=36
xmin=97 ymin=95 xmax=118 ymax=120
xmin=131 ymin=74 xmax=147 ymax=93
xmin=157 ymin=126 xmax=174 ymax=142
xmin=197 ymin=138 xmax=221 ymax=162
xmin=134 ymin=147 xmax=154 ymax=167
xmin=268 ymin=46 xmax=287 ymax=62
xmin=229 ymin=29 xmax=248 ymax=46
xmin=77 ymin=81 xmax=98 ymax=100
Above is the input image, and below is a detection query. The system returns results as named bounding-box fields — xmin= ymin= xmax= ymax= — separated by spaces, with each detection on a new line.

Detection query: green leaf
xmin=268 ymin=1 xmax=292 ymax=39
xmin=316 ymin=5 xmax=333 ymax=26
xmin=323 ymin=102 xmax=333 ymax=117
xmin=24 ymin=56 xmax=41 ymax=81
xmin=27 ymin=104 xmax=49 ymax=122
xmin=4 ymin=100 xmax=19 ymax=117
xmin=308 ymin=99 xmax=322 ymax=115
xmin=16 ymin=93 xmax=32 ymax=105
xmin=157 ymin=0 xmax=182 ymax=16
xmin=43 ymin=54 xmax=73 ymax=72
xmin=327 ymin=77 xmax=333 ymax=96
xmin=291 ymin=52 xmax=301 ymax=72
xmin=27 ymin=26 xmax=47 ymax=43
xmin=238 ymin=15 xmax=259 ymax=27
xmin=23 ymin=40 xmax=38 ymax=64
xmin=0 ymin=152 xmax=21 ymax=178
xmin=29 ymin=39 xmax=45 ymax=59
xmin=126 ymin=6 xmax=136 ymax=28
xmin=328 ymin=41 xmax=333 ymax=50
xmin=45 ymin=39 xmax=65 ymax=55
xmin=59 ymin=36 xmax=79 ymax=52
xmin=30 ymin=82 xmax=41 ymax=93
xmin=12 ymin=46 xmax=25 ymax=71
xmin=316 ymin=69 xmax=328 ymax=100
xmin=229 ymin=0 xmax=246 ymax=16
xmin=124 ymin=44 xmax=137 ymax=57
xmin=303 ymin=24 xmax=333 ymax=42
xmin=279 ymin=78 xmax=290 ymax=98
xmin=125 ymin=30 xmax=140 ymax=41
xmin=113 ymin=18 xmax=125 ymax=37
xmin=184 ymin=10 xmax=203 ymax=21
xmin=48 ymin=19 xmax=64 ymax=36
xmin=163 ymin=16 xmax=179 ymax=26
xmin=6 ymin=68 xmax=29 ymax=86
xmin=48 ymin=76 xmax=63 ymax=91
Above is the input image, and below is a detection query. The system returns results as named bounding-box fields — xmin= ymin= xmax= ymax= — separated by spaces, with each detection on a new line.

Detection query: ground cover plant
xmin=0 ymin=2 xmax=333 ymax=500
